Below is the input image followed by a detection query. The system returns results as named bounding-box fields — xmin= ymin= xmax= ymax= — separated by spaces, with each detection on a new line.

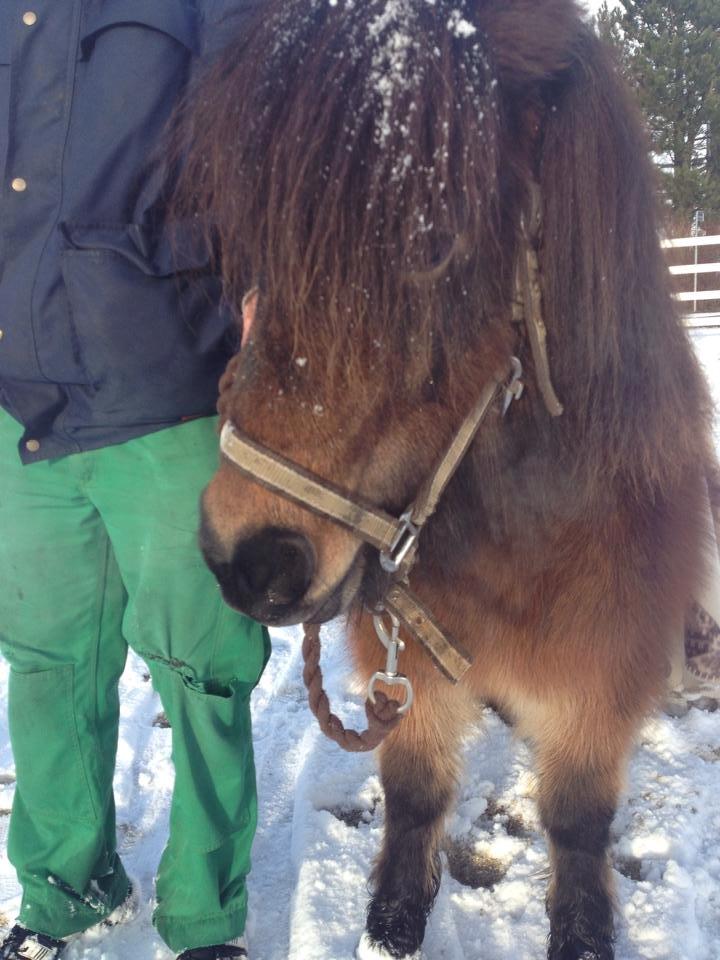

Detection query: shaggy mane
xmin=172 ymin=0 xmax=711 ymax=495
xmin=172 ymin=1 xmax=538 ymax=378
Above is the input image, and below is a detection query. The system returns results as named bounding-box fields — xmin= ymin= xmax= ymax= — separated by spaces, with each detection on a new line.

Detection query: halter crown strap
xmin=512 ymin=181 xmax=564 ymax=418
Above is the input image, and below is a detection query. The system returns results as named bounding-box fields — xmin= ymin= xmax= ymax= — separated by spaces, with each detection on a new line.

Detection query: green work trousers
xmin=0 ymin=410 xmax=270 ymax=952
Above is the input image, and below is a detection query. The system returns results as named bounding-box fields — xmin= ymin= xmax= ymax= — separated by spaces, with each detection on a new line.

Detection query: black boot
xmin=0 ymin=925 xmax=68 ymax=960
xmin=177 ymin=936 xmax=248 ymax=959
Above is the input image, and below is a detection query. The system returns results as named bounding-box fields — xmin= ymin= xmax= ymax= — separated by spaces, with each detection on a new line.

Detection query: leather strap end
xmin=385 ymin=584 xmax=473 ymax=684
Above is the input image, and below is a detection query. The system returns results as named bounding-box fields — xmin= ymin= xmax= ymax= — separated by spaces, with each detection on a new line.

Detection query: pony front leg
xmin=358 ymin=680 xmax=472 ymax=960
xmin=532 ymin=708 xmax=637 ymax=960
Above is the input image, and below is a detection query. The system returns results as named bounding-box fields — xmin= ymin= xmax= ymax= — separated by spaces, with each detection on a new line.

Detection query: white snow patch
xmin=447 ymin=10 xmax=477 ymax=38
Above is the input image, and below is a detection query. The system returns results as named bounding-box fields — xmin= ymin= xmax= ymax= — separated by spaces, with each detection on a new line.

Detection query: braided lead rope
xmin=302 ymin=623 xmax=404 ymax=752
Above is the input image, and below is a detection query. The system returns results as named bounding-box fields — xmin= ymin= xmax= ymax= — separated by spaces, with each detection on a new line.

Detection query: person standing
xmin=0 ymin=2 xmax=266 ymax=958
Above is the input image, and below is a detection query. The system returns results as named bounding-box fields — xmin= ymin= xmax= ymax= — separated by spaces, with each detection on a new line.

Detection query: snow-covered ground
xmin=0 ymin=330 xmax=719 ymax=960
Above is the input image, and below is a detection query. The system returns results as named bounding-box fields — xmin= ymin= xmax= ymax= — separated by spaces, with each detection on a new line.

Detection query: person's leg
xmin=89 ymin=417 xmax=270 ymax=953
xmin=0 ymin=411 xmax=130 ymax=938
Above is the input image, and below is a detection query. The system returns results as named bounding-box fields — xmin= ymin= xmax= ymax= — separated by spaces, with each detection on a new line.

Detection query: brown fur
xmin=172 ymin=1 xmax=714 ymax=957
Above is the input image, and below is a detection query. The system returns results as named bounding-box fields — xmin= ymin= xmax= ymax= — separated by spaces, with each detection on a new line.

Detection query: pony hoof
xmin=363 ymin=892 xmax=430 ymax=960
xmin=355 ymin=932 xmax=421 ymax=960
xmin=547 ymin=935 xmax=614 ymax=960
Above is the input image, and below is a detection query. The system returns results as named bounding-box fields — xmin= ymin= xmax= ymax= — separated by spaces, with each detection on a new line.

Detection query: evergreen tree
xmin=597 ymin=0 xmax=720 ymax=229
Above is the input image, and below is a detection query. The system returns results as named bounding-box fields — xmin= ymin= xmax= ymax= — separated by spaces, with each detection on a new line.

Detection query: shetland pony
xmin=173 ymin=1 xmax=712 ymax=957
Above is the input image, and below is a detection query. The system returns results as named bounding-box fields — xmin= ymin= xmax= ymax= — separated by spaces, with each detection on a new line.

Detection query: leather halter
xmin=220 ymin=358 xmax=524 ymax=683
xmin=218 ymin=180 xmax=562 ymax=686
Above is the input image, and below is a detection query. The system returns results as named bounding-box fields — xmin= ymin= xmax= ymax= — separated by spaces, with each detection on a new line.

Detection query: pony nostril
xmin=231 ymin=528 xmax=315 ymax=610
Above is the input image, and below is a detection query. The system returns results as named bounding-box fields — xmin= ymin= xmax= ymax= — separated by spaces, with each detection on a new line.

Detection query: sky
xmin=582 ymin=0 xmax=617 ymax=15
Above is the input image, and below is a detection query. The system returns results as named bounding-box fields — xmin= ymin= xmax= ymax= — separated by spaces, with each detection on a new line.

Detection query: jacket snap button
xmin=22 ymin=11 xmax=38 ymax=25
xmin=11 ymin=178 xmax=27 ymax=192
xmin=25 ymin=439 xmax=40 ymax=453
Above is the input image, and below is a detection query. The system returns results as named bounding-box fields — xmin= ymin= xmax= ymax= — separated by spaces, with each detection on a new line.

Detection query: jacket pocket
xmin=59 ymin=222 xmax=232 ymax=425
xmin=79 ymin=0 xmax=199 ymax=58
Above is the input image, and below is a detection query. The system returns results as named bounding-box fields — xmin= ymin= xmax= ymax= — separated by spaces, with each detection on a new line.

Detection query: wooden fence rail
xmin=662 ymin=235 xmax=720 ymax=328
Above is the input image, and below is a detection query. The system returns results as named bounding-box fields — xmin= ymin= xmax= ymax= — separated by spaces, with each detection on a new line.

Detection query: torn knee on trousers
xmin=144 ymin=653 xmax=237 ymax=699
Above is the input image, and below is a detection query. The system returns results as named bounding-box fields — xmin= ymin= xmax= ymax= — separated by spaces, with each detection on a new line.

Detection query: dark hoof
xmin=356 ymin=930 xmax=420 ymax=959
xmin=364 ymin=895 xmax=427 ymax=958
xmin=547 ymin=931 xmax=614 ymax=960
xmin=547 ymin=883 xmax=614 ymax=960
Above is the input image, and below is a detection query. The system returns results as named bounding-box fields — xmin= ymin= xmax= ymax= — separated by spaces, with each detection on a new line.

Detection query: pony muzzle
xmin=202 ymin=523 xmax=317 ymax=625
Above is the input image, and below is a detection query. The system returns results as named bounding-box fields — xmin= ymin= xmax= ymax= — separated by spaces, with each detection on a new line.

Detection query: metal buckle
xmin=379 ymin=509 xmax=420 ymax=573
xmin=502 ymin=356 xmax=524 ymax=415
xmin=368 ymin=611 xmax=414 ymax=714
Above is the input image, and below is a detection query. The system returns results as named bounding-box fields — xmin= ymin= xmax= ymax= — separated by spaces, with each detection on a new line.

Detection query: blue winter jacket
xmin=0 ymin=0 xmax=248 ymax=463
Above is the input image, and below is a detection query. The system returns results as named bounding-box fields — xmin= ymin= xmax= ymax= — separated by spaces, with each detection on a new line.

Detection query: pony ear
xmin=218 ymin=286 xmax=259 ymax=412
xmin=241 ymin=287 xmax=259 ymax=347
